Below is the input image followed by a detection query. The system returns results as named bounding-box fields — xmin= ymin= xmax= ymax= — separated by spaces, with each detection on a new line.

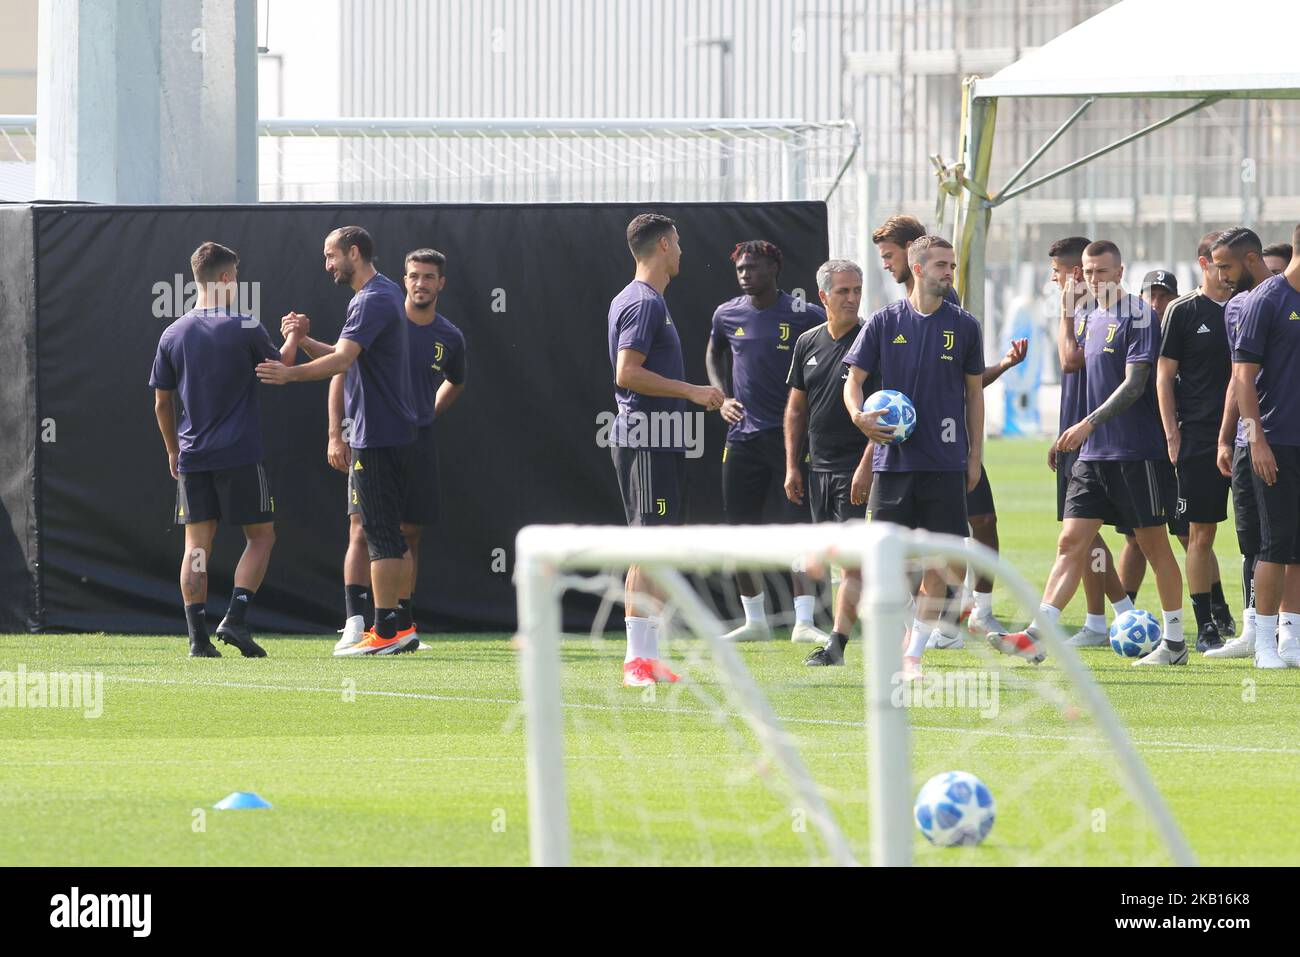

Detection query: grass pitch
xmin=2 ymin=438 xmax=1297 ymax=866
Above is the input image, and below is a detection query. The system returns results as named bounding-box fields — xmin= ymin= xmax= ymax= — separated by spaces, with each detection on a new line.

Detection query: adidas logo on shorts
xmin=1196 ymin=324 xmax=1210 ymax=333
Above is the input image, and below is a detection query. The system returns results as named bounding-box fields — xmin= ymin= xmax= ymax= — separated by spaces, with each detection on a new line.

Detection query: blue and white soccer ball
xmin=1109 ymin=609 xmax=1162 ymax=658
xmin=863 ymin=389 xmax=916 ymax=445
xmin=913 ymin=770 xmax=995 ymax=847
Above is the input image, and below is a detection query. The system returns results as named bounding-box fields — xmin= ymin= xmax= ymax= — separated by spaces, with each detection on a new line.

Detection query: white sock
xmin=793 ymin=594 xmax=815 ymax=625
xmin=974 ymin=591 xmax=993 ymax=614
xmin=905 ymin=619 xmax=929 ymax=659
xmin=1112 ymin=596 xmax=1135 ymax=616
xmin=1256 ymin=613 xmax=1279 ymax=651
xmin=1162 ymin=609 xmax=1184 ymax=646
xmin=1242 ymin=607 xmax=1257 ymax=641
xmin=1280 ymin=613 xmax=1296 ymax=646
xmin=1030 ymin=603 xmax=1061 ymax=634
xmin=625 ymin=616 xmax=657 ymax=663
xmin=1085 ymin=613 xmax=1107 ymax=633
xmin=741 ymin=592 xmax=766 ymax=625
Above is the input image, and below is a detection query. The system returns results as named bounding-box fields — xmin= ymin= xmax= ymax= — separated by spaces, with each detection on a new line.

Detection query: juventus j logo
xmin=1105 ymin=323 xmax=1118 ymax=343
xmin=434 ymin=342 xmax=445 ymax=363
xmin=942 ymin=330 xmax=955 ymax=351
xmin=655 ymin=498 xmax=667 ymax=517
xmin=778 ymin=322 xmax=791 ymax=342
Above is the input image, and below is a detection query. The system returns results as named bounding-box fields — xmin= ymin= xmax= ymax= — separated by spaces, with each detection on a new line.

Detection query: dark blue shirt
xmin=607 ymin=280 xmax=686 ymax=450
xmin=1078 ymin=294 xmax=1164 ymax=462
xmin=1059 ymin=310 xmax=1088 ymax=435
xmin=148 ymin=307 xmax=278 ymax=472
xmin=710 ymin=292 xmax=825 ymax=442
xmin=843 ymin=298 xmax=984 ymax=473
xmin=1234 ymin=274 xmax=1300 ymax=447
xmin=339 ymin=272 xmax=417 ymax=449
xmin=1225 ymin=292 xmax=1252 ymax=449
xmin=407 ymin=312 xmax=467 ymax=428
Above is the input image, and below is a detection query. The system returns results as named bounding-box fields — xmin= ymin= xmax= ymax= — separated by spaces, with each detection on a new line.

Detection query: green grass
xmin=2 ymin=437 xmax=1297 ymax=866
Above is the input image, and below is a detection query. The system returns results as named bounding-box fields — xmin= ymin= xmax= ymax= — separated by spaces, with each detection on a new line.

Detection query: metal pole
xmin=863 ymin=524 xmax=911 ymax=867
xmin=515 ymin=535 xmax=570 ymax=866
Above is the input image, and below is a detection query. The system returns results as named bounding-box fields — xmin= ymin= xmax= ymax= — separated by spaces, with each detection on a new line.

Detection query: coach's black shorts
xmin=1173 ymin=450 xmax=1229 ymax=529
xmin=1252 ymin=443 xmax=1300 ymax=565
xmin=348 ymin=444 xmax=413 ymax=561
xmin=1065 ymin=459 xmax=1172 ymax=530
xmin=966 ymin=464 xmax=995 ymax=518
xmin=350 ymin=424 xmax=441 ymax=527
xmin=1232 ymin=444 xmax=1261 ymax=557
xmin=612 ymin=446 xmax=686 ymax=526
xmin=810 ymin=470 xmax=867 ymax=524
xmin=1055 ymin=448 xmax=1078 ymax=523
xmin=175 ymin=462 xmax=274 ymax=526
xmin=867 ymin=470 xmax=969 ymax=537
xmin=722 ymin=428 xmax=808 ymax=525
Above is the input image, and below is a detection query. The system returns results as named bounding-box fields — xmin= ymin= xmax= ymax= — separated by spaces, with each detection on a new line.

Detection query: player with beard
xmin=1155 ymin=235 xmax=1237 ymax=652
xmin=1048 ymin=236 xmax=1135 ymax=648
xmin=1223 ymin=226 xmax=1300 ymax=669
xmin=844 ymin=236 xmax=985 ymax=681
xmin=993 ymin=241 xmax=1186 ymax=666
xmin=260 ymin=226 xmax=420 ymax=655
xmin=330 ymin=248 xmax=467 ymax=655
xmin=1210 ymin=227 xmax=1288 ymax=663
xmin=871 ymin=215 xmax=1026 ymax=644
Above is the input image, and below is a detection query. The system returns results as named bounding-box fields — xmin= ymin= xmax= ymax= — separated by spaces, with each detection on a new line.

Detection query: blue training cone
xmin=214 ymin=791 xmax=272 ymax=810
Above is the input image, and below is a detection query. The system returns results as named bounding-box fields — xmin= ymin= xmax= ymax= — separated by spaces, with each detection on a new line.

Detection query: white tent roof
xmin=973 ymin=0 xmax=1300 ymax=100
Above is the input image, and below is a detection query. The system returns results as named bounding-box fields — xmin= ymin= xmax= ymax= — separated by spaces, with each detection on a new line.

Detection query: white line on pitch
xmin=98 ymin=674 xmax=1300 ymax=758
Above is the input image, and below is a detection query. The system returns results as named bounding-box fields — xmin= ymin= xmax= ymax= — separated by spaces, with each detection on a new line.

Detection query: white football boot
xmin=1254 ymin=634 xmax=1288 ymax=669
xmin=1065 ymin=625 xmax=1110 ymax=647
xmin=333 ymin=615 xmax=366 ymax=656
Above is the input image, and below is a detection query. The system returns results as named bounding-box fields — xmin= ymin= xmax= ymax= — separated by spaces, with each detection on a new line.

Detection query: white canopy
xmin=973 ymin=0 xmax=1300 ymax=101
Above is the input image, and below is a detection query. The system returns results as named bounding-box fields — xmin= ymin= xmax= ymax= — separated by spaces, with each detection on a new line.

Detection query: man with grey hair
xmin=786 ymin=259 xmax=893 ymax=666
xmin=843 ymin=236 xmax=986 ymax=680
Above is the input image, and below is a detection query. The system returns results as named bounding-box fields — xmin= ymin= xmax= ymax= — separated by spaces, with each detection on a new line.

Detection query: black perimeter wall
xmin=0 ymin=201 xmax=829 ymax=634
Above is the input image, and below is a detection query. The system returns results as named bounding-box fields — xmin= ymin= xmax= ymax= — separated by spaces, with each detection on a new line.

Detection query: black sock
xmin=345 ymin=584 xmax=371 ymax=621
xmin=1190 ymin=593 xmax=1212 ymax=629
xmin=226 ymin=587 xmax=254 ymax=626
xmin=185 ymin=603 xmax=209 ymax=644
xmin=1211 ymin=580 xmax=1226 ymax=608
xmin=375 ymin=608 xmax=399 ymax=640
xmin=397 ymin=598 xmax=413 ymax=630
xmin=1126 ymin=590 xmax=1138 ymax=604
xmin=830 ymin=630 xmax=848 ymax=653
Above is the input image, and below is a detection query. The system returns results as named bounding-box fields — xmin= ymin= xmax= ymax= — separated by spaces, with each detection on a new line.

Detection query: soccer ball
xmin=863 ymin=389 xmax=916 ymax=444
xmin=913 ymin=770 xmax=995 ymax=847
xmin=1109 ymin=609 xmax=1162 ymax=658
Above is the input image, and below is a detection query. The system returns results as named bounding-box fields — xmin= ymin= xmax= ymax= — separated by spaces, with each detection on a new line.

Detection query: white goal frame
xmin=515 ymin=520 xmax=1196 ymax=867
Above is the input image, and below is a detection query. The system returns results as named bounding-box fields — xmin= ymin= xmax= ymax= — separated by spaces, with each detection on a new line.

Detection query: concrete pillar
xmin=36 ymin=0 xmax=257 ymax=203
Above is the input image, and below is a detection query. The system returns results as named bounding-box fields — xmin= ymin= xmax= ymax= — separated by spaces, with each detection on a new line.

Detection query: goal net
xmin=514 ymin=521 xmax=1196 ymax=867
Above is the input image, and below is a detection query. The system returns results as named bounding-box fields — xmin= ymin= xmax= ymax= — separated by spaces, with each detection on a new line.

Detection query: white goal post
xmin=515 ymin=520 xmax=1197 ymax=867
